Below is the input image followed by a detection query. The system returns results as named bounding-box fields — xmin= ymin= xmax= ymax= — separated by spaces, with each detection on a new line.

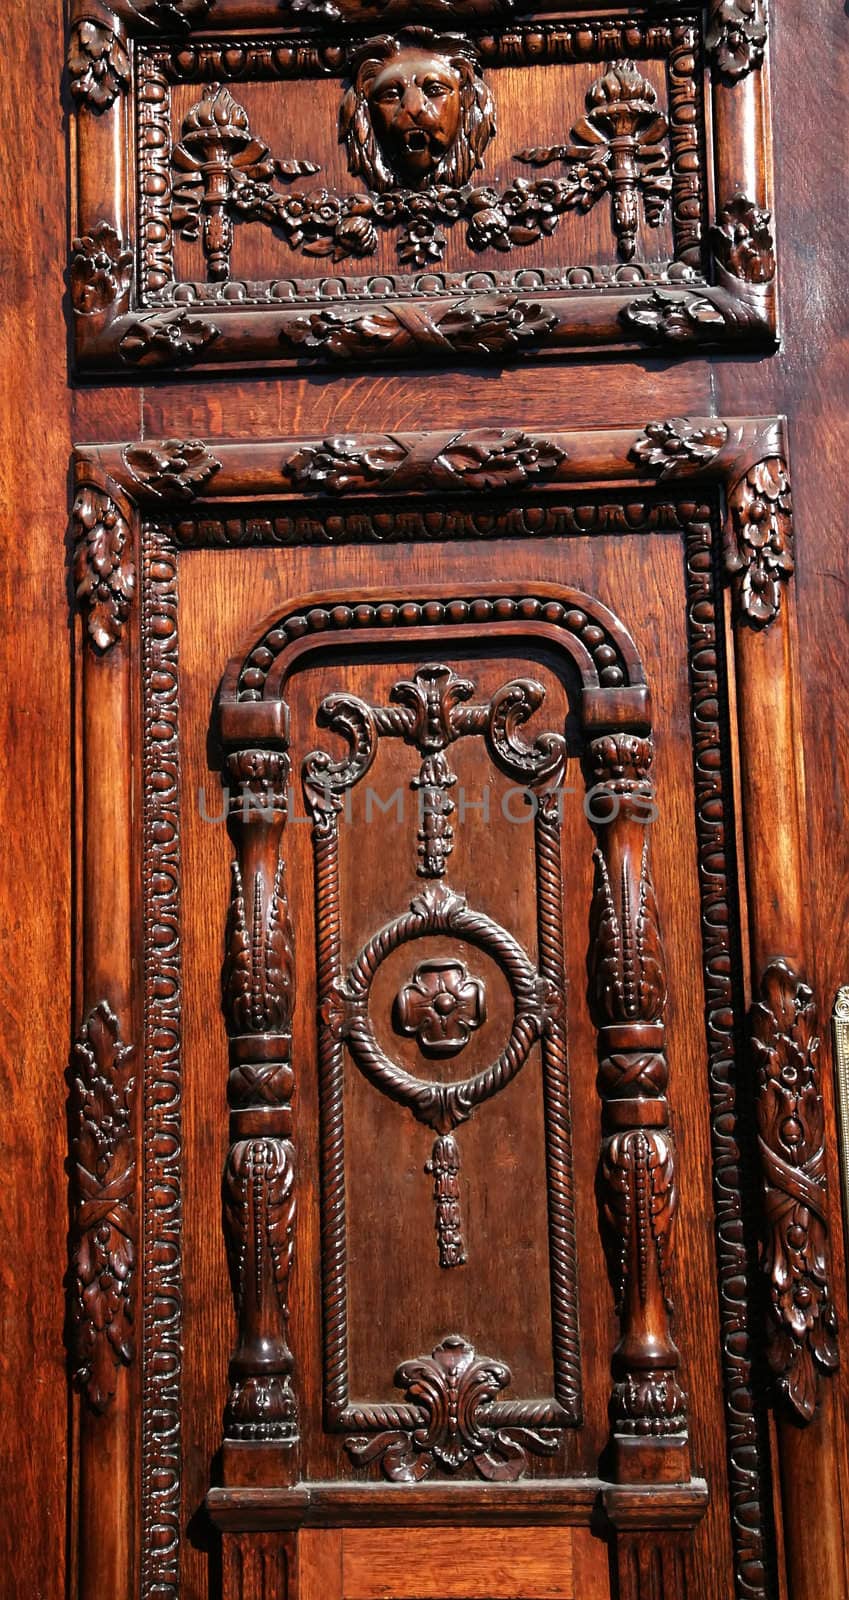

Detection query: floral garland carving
xmin=73 ymin=485 xmax=136 ymax=653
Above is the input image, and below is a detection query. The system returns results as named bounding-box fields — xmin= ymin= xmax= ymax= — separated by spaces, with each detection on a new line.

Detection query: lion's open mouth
xmin=404 ymin=130 xmax=429 ymax=153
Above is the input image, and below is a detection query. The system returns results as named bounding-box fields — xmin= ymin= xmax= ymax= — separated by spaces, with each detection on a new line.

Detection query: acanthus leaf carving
xmin=119 ymin=309 xmax=221 ymax=366
xmin=284 ymin=435 xmax=408 ymax=494
xmin=223 ymin=1136 xmax=298 ymax=1441
xmin=623 ymin=194 xmax=775 ymax=345
xmin=725 ymin=456 xmax=793 ymax=628
xmin=706 ymin=0 xmax=767 ymax=80
xmin=123 ymin=438 xmax=222 ymax=500
xmin=711 ymin=194 xmax=775 ymax=285
xmin=516 ymin=60 xmax=671 ymax=262
xmin=70 ymin=223 xmax=133 ymax=314
xmin=68 ymin=20 xmax=130 ymax=113
xmin=224 ymin=861 xmax=295 ymax=1037
xmin=630 ymin=417 xmax=729 ymax=479
xmin=69 ymin=1001 xmax=136 ymax=1413
xmin=434 ymin=428 xmax=566 ymax=489
xmin=346 ymin=1335 xmax=557 ymax=1480
xmin=589 ymin=838 xmax=667 ymax=1026
xmin=751 ymin=961 xmax=839 ymax=1423
xmin=73 ymin=485 xmax=136 ymax=653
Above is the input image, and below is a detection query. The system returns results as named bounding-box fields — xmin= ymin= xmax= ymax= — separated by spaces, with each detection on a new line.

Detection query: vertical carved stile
xmin=221 ymin=748 xmax=299 ymax=1456
xmin=585 ymin=734 xmax=689 ymax=1482
xmin=751 ymin=961 xmax=838 ymax=1422
xmin=69 ymin=1000 xmax=136 ymax=1412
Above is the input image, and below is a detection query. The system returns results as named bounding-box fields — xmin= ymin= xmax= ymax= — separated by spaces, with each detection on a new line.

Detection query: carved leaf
xmin=435 ymin=429 xmax=566 ymax=489
xmin=726 ymin=457 xmax=793 ymax=627
xmin=69 ymin=1003 xmax=136 ymax=1412
xmin=68 ymin=21 xmax=129 ymax=112
xmin=706 ymin=0 xmax=767 ymax=79
xmin=630 ymin=417 xmax=729 ymax=479
xmin=123 ymin=438 xmax=221 ymax=500
xmin=72 ymin=486 xmax=135 ymax=652
xmin=119 ymin=310 xmax=220 ymax=366
xmin=70 ymin=223 xmax=133 ymax=314
xmin=283 ymin=436 xmax=408 ymax=493
xmin=622 ymin=288 xmax=728 ymax=343
xmin=712 ymin=194 xmax=775 ymax=285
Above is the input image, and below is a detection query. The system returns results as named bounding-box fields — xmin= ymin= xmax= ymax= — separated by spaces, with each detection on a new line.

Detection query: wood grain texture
xmin=0 ymin=3 xmax=72 ymax=1597
xmin=341 ymin=1526 xmax=575 ymax=1596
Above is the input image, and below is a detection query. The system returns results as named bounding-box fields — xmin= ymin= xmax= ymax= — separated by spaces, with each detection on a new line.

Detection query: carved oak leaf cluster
xmin=712 ymin=194 xmax=775 ymax=285
xmin=727 ymin=457 xmax=794 ymax=626
xmin=285 ymin=436 xmax=407 ymax=493
xmin=73 ymin=486 xmax=135 ymax=652
xmin=123 ymin=438 xmax=221 ymax=500
xmin=434 ymin=429 xmax=566 ymax=489
xmin=69 ymin=1003 xmax=136 ymax=1413
xmin=630 ymin=417 xmax=729 ymax=480
xmin=706 ymin=0 xmax=767 ymax=79
xmin=119 ymin=309 xmax=220 ymax=366
xmin=751 ymin=961 xmax=839 ymax=1422
xmin=70 ymin=223 xmax=133 ymax=314
xmin=623 ymin=288 xmax=728 ymax=344
xmin=68 ymin=21 xmax=130 ymax=112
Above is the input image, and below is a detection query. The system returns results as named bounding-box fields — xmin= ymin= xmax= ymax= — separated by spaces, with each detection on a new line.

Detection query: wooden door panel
xmin=70 ymin=418 xmax=840 ymax=1599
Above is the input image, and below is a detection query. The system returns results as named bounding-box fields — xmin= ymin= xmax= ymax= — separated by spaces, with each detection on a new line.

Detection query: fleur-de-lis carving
xmin=516 ymin=60 xmax=671 ymax=260
xmin=395 ymin=958 xmax=486 ymax=1058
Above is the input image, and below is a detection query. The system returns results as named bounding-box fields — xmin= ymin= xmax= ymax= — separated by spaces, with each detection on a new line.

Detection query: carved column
xmin=585 ymin=731 xmax=706 ymax=1586
xmin=221 ymin=749 xmax=299 ymax=1479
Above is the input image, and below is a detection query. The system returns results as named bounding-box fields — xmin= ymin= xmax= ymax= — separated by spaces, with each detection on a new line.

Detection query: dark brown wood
xmin=69 ymin=0 xmax=776 ymax=374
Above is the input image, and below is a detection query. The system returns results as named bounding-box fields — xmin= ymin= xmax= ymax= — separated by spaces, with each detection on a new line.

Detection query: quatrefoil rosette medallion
xmin=304 ymin=662 xmax=569 ymax=1271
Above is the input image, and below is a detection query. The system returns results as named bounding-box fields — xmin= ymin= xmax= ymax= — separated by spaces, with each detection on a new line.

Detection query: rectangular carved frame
xmin=69 ymin=0 xmax=777 ymax=373
xmin=70 ymin=416 xmax=839 ymax=1600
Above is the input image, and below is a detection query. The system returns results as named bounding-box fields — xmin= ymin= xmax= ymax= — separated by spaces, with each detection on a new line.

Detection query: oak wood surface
xmin=1 ymin=1 xmax=848 ymax=1598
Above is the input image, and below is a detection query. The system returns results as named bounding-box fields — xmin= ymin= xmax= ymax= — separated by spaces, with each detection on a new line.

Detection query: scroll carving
xmin=346 ymin=1335 xmax=557 ymax=1481
xmin=221 ymin=750 xmax=299 ymax=1445
xmin=751 ymin=961 xmax=839 ymax=1423
xmin=622 ymin=194 xmax=775 ymax=345
xmin=72 ymin=484 xmax=135 ymax=653
xmin=69 ymin=1001 xmax=136 ymax=1413
xmin=586 ymin=734 xmax=689 ymax=1475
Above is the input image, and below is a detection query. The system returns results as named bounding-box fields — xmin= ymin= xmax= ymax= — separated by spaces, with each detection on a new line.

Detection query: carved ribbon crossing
xmin=220 ymin=749 xmax=299 ymax=1451
xmin=585 ymin=733 xmax=689 ymax=1478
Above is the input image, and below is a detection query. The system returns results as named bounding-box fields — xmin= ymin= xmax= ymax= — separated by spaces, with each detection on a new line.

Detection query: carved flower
xmin=309 ymin=191 xmax=342 ymax=229
xmin=467 ymin=205 xmax=511 ymax=252
xmin=70 ymin=224 xmax=133 ymax=314
xmin=712 ymin=194 xmax=775 ymax=284
xmin=630 ymin=418 xmax=729 ymax=479
xmin=398 ymin=219 xmax=447 ymax=267
xmin=333 ymin=214 xmax=378 ymax=260
xmin=68 ymin=21 xmax=130 ymax=112
xmin=728 ymin=459 xmax=794 ymax=626
xmin=706 ymin=0 xmax=767 ymax=79
xmin=395 ymin=959 xmax=486 ymax=1058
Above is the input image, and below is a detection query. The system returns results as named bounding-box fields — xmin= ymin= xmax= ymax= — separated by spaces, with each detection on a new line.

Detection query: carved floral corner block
xmin=70 ymin=4 xmax=775 ymax=372
xmin=751 ymin=960 xmax=839 ymax=1422
xmin=72 ymin=484 xmax=136 ymax=653
xmin=69 ymin=1001 xmax=137 ymax=1413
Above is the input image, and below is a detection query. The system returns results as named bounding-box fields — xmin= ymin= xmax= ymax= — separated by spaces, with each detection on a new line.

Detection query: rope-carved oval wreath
xmin=324 ymin=881 xmax=562 ymax=1266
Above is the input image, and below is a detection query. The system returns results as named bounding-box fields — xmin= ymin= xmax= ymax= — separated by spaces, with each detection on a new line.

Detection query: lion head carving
xmin=339 ymin=29 xmax=496 ymax=192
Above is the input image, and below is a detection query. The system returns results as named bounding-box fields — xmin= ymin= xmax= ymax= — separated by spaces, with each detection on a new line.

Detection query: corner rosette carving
xmin=706 ymin=0 xmax=767 ymax=80
xmin=69 ymin=1002 xmax=136 ymax=1413
xmin=119 ymin=309 xmax=220 ymax=366
xmin=68 ymin=20 xmax=130 ymax=112
xmin=123 ymin=438 xmax=221 ymax=500
xmin=73 ymin=485 xmax=136 ymax=653
xmin=726 ymin=456 xmax=793 ymax=627
xmin=751 ymin=961 xmax=838 ymax=1422
xmin=70 ymin=223 xmax=133 ymax=315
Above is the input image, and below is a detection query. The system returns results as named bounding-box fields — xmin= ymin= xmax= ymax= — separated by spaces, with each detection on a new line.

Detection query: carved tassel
xmin=426 ymin=1133 xmax=467 ymax=1268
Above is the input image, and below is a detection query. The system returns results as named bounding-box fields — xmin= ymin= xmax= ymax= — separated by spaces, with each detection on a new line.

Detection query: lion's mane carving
xmin=340 ymin=29 xmax=496 ymax=192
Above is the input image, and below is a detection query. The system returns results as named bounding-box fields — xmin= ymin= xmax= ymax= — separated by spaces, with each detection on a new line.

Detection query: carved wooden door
xmin=47 ymin=1 xmax=849 ymax=1599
